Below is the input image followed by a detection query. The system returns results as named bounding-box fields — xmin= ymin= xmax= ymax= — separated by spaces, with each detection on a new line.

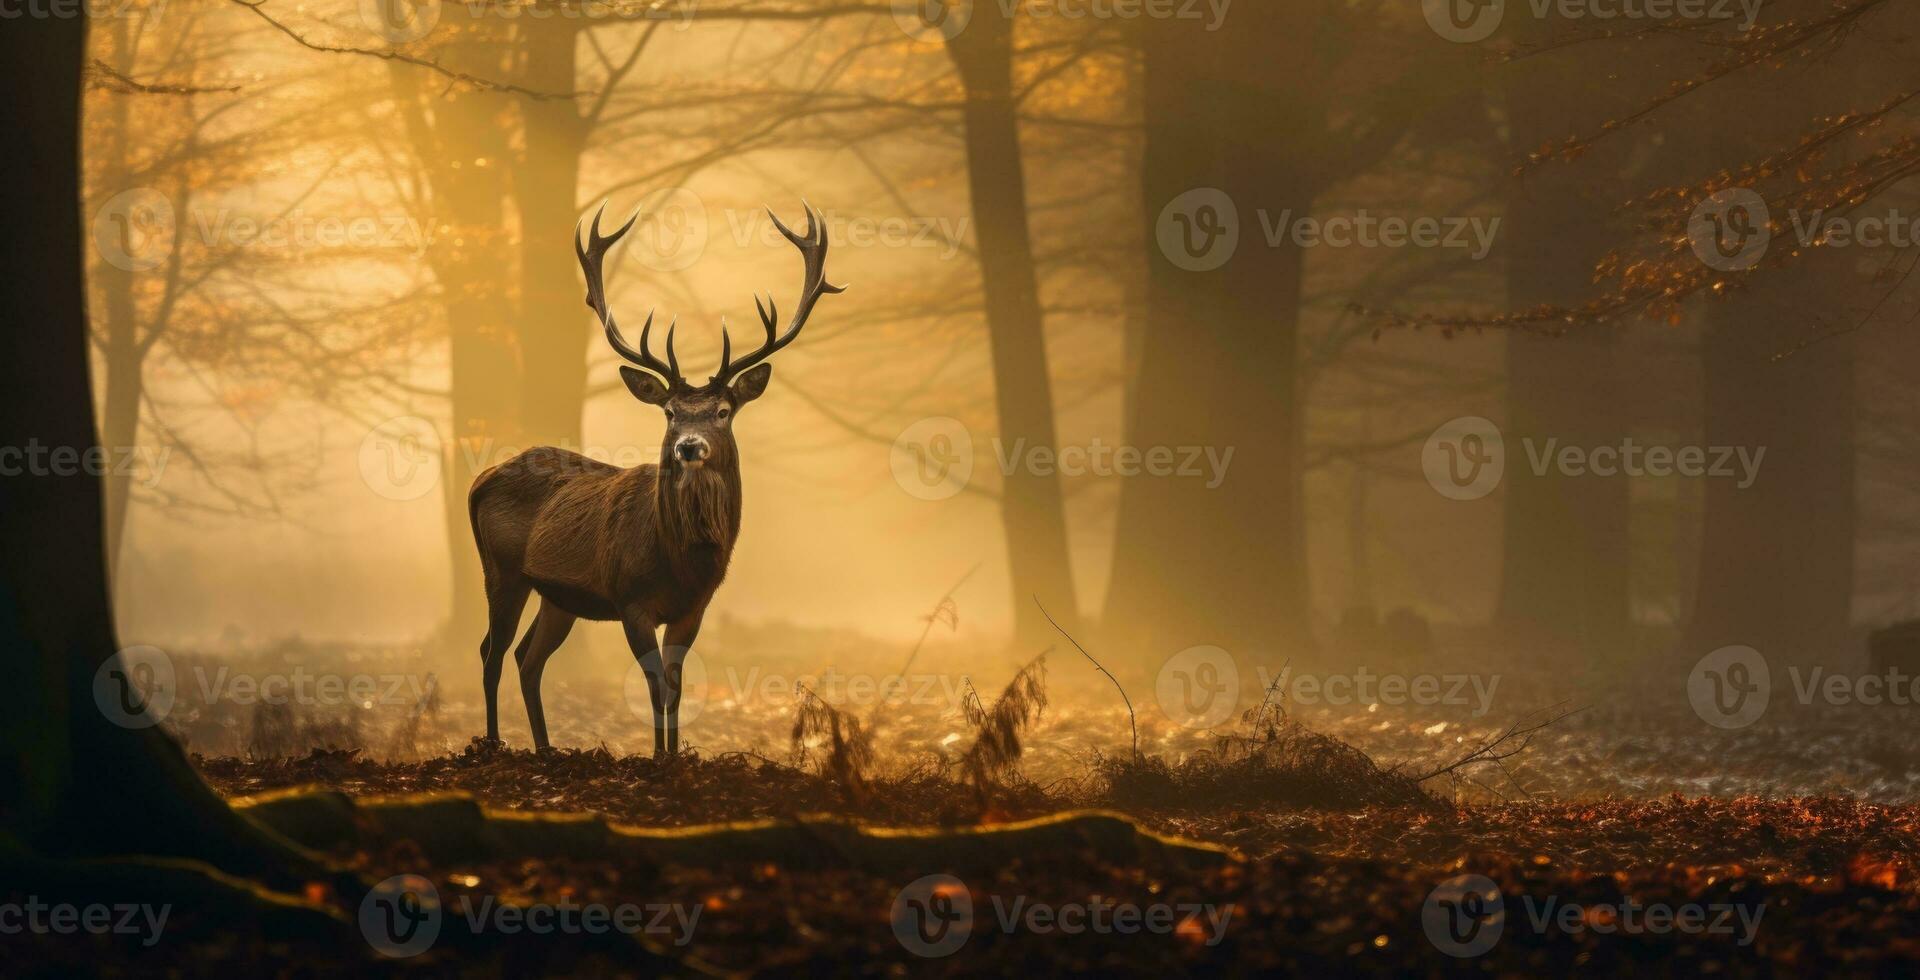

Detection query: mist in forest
xmin=84 ymin=0 xmax=1920 ymax=710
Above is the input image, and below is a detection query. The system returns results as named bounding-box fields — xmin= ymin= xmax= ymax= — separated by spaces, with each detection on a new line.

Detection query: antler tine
xmin=754 ymin=293 xmax=778 ymax=336
xmin=576 ymin=201 xmax=681 ymax=386
xmin=712 ymin=202 xmax=847 ymax=384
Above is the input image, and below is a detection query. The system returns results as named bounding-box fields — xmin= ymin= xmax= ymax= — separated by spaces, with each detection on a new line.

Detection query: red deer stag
xmin=468 ymin=202 xmax=843 ymax=756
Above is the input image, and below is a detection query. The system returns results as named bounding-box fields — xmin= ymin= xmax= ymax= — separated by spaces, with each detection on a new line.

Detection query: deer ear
xmin=730 ymin=363 xmax=773 ymax=405
xmin=620 ymin=366 xmax=671 ymax=405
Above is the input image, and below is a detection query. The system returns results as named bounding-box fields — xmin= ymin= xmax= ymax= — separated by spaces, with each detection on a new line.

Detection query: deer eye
xmin=718 ymin=407 xmax=731 ymax=420
xmin=664 ymin=409 xmax=675 ymax=421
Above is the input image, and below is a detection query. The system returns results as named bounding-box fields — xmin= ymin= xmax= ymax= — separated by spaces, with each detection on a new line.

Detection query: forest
xmin=5 ymin=0 xmax=1920 ymax=975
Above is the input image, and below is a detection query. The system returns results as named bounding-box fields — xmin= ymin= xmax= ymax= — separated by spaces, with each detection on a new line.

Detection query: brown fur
xmin=485 ymin=200 xmax=841 ymax=755
xmin=468 ymin=379 xmax=761 ymax=753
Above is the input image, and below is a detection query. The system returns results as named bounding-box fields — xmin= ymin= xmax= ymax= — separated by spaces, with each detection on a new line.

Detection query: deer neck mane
xmin=654 ymin=459 xmax=739 ymax=552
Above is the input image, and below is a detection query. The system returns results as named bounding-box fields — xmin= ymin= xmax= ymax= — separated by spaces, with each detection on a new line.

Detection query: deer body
xmin=473 ymin=446 xmax=738 ymax=623
xmin=471 ymin=203 xmax=841 ymax=756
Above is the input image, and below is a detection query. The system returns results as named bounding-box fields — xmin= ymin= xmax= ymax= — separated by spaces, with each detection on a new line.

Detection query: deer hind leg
xmin=481 ymin=579 xmax=531 ymax=744
xmin=515 ymin=599 xmax=576 ymax=752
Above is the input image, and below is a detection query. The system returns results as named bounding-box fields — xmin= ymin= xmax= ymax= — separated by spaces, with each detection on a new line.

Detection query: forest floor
xmin=40 ymin=621 xmax=1920 ymax=975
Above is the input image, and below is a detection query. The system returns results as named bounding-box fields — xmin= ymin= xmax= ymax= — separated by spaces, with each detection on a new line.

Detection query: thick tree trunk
xmin=0 ymin=10 xmax=320 ymax=885
xmin=513 ymin=19 xmax=590 ymax=449
xmin=390 ymin=31 xmax=522 ymax=650
xmin=1683 ymin=278 xmax=1856 ymax=661
xmin=1491 ymin=22 xmax=1634 ymax=658
xmin=1678 ymin=49 xmax=1857 ymax=664
xmin=98 ymin=312 xmax=141 ymax=582
xmin=945 ymin=10 xmax=1079 ymax=645
xmin=1103 ymin=9 xmax=1310 ymax=667
xmin=94 ymin=16 xmax=141 ymax=587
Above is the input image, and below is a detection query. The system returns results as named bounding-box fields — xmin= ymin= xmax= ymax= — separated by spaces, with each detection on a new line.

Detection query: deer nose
xmin=675 ymin=438 xmax=709 ymax=462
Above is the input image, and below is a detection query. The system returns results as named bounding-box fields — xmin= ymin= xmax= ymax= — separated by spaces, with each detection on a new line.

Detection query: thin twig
xmin=1411 ymin=702 xmax=1580 ymax=783
xmin=231 ymin=0 xmax=573 ymax=100
xmin=86 ymin=59 xmax=241 ymax=95
xmin=1034 ymin=595 xmax=1137 ymax=762
xmin=891 ymin=563 xmax=979 ymax=680
xmin=864 ymin=563 xmax=978 ymax=731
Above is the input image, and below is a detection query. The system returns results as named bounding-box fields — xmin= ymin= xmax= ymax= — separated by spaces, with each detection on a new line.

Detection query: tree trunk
xmin=945 ymin=10 xmax=1079 ymax=646
xmin=389 ymin=31 xmax=522 ymax=650
xmin=1683 ymin=278 xmax=1856 ymax=661
xmin=512 ymin=19 xmax=590 ymax=449
xmin=94 ymin=16 xmax=141 ymax=588
xmin=1103 ymin=8 xmax=1311 ymax=667
xmin=1495 ymin=55 xmax=1632 ymax=656
xmin=1678 ymin=48 xmax=1858 ymax=664
xmin=0 ymin=9 xmax=320 ymax=885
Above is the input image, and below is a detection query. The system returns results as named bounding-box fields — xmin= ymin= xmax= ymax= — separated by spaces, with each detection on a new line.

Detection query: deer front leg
xmin=621 ymin=611 xmax=668 ymax=758
xmin=662 ymin=612 xmax=706 ymax=757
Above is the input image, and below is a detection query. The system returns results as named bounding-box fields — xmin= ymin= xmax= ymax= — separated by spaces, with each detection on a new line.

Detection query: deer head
xmin=576 ymin=201 xmax=845 ymax=473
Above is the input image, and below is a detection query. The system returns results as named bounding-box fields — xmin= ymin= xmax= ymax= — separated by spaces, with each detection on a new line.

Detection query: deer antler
xmin=712 ymin=201 xmax=846 ymax=385
xmin=577 ymin=202 xmax=682 ymax=386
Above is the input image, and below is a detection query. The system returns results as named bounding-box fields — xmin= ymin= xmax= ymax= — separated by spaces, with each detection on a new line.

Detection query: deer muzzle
xmin=674 ymin=436 xmax=711 ymax=467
